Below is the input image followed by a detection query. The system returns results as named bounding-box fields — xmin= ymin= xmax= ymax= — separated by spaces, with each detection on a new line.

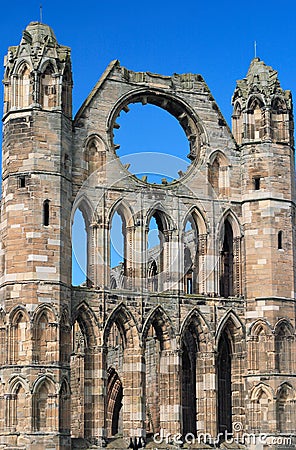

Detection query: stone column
xmin=122 ymin=347 xmax=145 ymax=439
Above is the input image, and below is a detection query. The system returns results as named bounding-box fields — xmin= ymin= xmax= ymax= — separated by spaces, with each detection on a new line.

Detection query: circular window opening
xmin=113 ymin=103 xmax=192 ymax=184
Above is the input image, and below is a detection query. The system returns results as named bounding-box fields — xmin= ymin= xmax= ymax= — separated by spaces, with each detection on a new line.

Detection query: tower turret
xmin=0 ymin=23 xmax=73 ymax=450
xmin=232 ymin=59 xmax=296 ymax=445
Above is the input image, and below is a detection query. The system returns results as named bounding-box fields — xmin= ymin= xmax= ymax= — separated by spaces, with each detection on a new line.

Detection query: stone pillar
xmin=92 ymin=345 xmax=108 ymax=446
xmin=122 ymin=347 xmax=145 ymax=439
xmin=159 ymin=349 xmax=182 ymax=436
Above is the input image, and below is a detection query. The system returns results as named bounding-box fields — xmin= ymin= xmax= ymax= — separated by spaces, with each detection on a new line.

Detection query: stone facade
xmin=0 ymin=21 xmax=295 ymax=450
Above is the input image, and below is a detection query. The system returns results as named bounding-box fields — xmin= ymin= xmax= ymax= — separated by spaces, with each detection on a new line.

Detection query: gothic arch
xmin=7 ymin=376 xmax=30 ymax=432
xmin=60 ymin=307 xmax=71 ymax=364
xmin=59 ymin=377 xmax=71 ymax=433
xmin=276 ymin=383 xmax=296 ymax=433
xmin=216 ymin=310 xmax=245 ymax=436
xmin=142 ymin=305 xmax=177 ymax=435
xmin=250 ymin=383 xmax=274 ymax=402
xmin=249 ymin=318 xmax=273 ymax=336
xmin=32 ymin=376 xmax=57 ymax=432
xmin=32 ymin=305 xmax=57 ymax=364
xmin=248 ymin=319 xmax=272 ymax=373
xmin=72 ymin=301 xmax=98 ymax=349
xmin=104 ymin=303 xmax=139 ymax=349
xmin=232 ymin=101 xmax=243 ymax=144
xmin=180 ymin=308 xmax=212 ymax=436
xmin=83 ymin=134 xmax=107 ymax=175
xmin=218 ymin=211 xmax=242 ymax=297
xmin=216 ymin=310 xmax=245 ymax=353
xmin=246 ymin=96 xmax=265 ymax=140
xmin=218 ymin=209 xmax=242 ymax=240
xmin=180 ymin=308 xmax=212 ymax=351
xmin=72 ymin=194 xmax=94 ymax=228
xmin=108 ymin=198 xmax=135 ymax=229
xmin=182 ymin=206 xmax=208 ymax=236
xmin=145 ymin=204 xmax=175 ymax=232
xmin=9 ymin=306 xmax=30 ymax=365
xmin=142 ymin=305 xmax=176 ymax=351
xmin=274 ymin=319 xmax=294 ymax=373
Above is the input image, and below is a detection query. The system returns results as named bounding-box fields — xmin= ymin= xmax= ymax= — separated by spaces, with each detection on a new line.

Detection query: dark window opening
xmin=218 ymin=331 xmax=232 ymax=437
xmin=278 ymin=231 xmax=283 ymax=250
xmin=18 ymin=176 xmax=26 ymax=188
xmin=254 ymin=177 xmax=260 ymax=190
xmin=43 ymin=200 xmax=50 ymax=226
xmin=220 ymin=220 xmax=234 ymax=298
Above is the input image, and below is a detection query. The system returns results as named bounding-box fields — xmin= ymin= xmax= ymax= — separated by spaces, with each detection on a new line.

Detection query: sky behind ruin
xmin=1 ymin=0 xmax=295 ymax=284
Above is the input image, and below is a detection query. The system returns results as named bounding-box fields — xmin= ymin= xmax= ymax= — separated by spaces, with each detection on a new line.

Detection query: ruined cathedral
xmin=0 ymin=21 xmax=295 ymax=450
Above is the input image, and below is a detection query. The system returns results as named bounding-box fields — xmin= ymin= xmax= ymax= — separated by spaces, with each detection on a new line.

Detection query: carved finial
xmin=40 ymin=4 xmax=43 ymax=23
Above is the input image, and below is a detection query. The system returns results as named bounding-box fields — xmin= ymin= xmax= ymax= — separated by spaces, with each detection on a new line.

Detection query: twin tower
xmin=0 ymin=21 xmax=295 ymax=450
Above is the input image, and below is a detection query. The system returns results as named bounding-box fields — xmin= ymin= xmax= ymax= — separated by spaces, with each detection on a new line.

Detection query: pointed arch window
xmin=232 ymin=102 xmax=242 ymax=144
xmin=275 ymin=322 xmax=293 ymax=373
xmin=183 ymin=218 xmax=199 ymax=294
xmin=217 ymin=330 xmax=232 ymax=436
xmin=61 ymin=65 xmax=72 ymax=117
xmin=41 ymin=64 xmax=57 ymax=109
xmin=147 ymin=212 xmax=166 ymax=292
xmin=220 ymin=219 xmax=234 ymax=297
xmin=208 ymin=152 xmax=230 ymax=196
xmin=247 ymin=98 xmax=264 ymax=140
xmin=276 ymin=384 xmax=295 ymax=433
xmin=271 ymin=98 xmax=287 ymax=142
xmin=18 ymin=65 xmax=31 ymax=108
xmin=110 ymin=211 xmax=126 ymax=289
xmin=181 ymin=324 xmax=198 ymax=436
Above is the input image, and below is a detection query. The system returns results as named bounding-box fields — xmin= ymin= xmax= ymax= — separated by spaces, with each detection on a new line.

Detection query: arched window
xmin=11 ymin=311 xmax=29 ymax=364
xmin=276 ymin=384 xmax=295 ymax=433
xmin=232 ymin=102 xmax=242 ymax=144
xmin=110 ymin=211 xmax=126 ymax=289
xmin=271 ymin=98 xmax=287 ymax=142
xmin=217 ymin=330 xmax=232 ymax=435
xmin=72 ymin=208 xmax=88 ymax=286
xmin=35 ymin=312 xmax=49 ymax=363
xmin=181 ymin=324 xmax=198 ymax=435
xmin=208 ymin=152 xmax=229 ymax=196
xmin=43 ymin=200 xmax=50 ymax=226
xmin=41 ymin=64 xmax=57 ymax=109
xmin=107 ymin=367 xmax=123 ymax=436
xmin=61 ymin=65 xmax=72 ymax=117
xmin=34 ymin=380 xmax=55 ymax=431
xmin=59 ymin=380 xmax=71 ymax=433
xmin=14 ymin=383 xmax=28 ymax=431
xmin=247 ymin=98 xmax=264 ymax=140
xmin=275 ymin=322 xmax=293 ymax=373
xmin=250 ymin=385 xmax=273 ymax=432
xmin=147 ymin=214 xmax=164 ymax=291
xmin=220 ymin=219 xmax=234 ymax=297
xmin=18 ymin=65 xmax=31 ymax=108
xmin=183 ymin=218 xmax=199 ymax=294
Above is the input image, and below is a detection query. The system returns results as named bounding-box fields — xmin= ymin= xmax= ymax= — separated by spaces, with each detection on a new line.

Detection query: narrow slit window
xmin=18 ymin=176 xmax=26 ymax=188
xmin=254 ymin=177 xmax=261 ymax=190
xmin=43 ymin=200 xmax=50 ymax=226
xmin=278 ymin=231 xmax=283 ymax=250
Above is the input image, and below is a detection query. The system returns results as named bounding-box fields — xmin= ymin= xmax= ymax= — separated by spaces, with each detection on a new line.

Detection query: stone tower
xmin=0 ymin=23 xmax=295 ymax=450
xmin=232 ymin=58 xmax=296 ymax=441
xmin=0 ymin=22 xmax=73 ymax=449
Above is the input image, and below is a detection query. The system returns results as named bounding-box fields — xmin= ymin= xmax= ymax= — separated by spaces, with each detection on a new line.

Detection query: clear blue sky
xmin=2 ymin=0 xmax=296 ymax=284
